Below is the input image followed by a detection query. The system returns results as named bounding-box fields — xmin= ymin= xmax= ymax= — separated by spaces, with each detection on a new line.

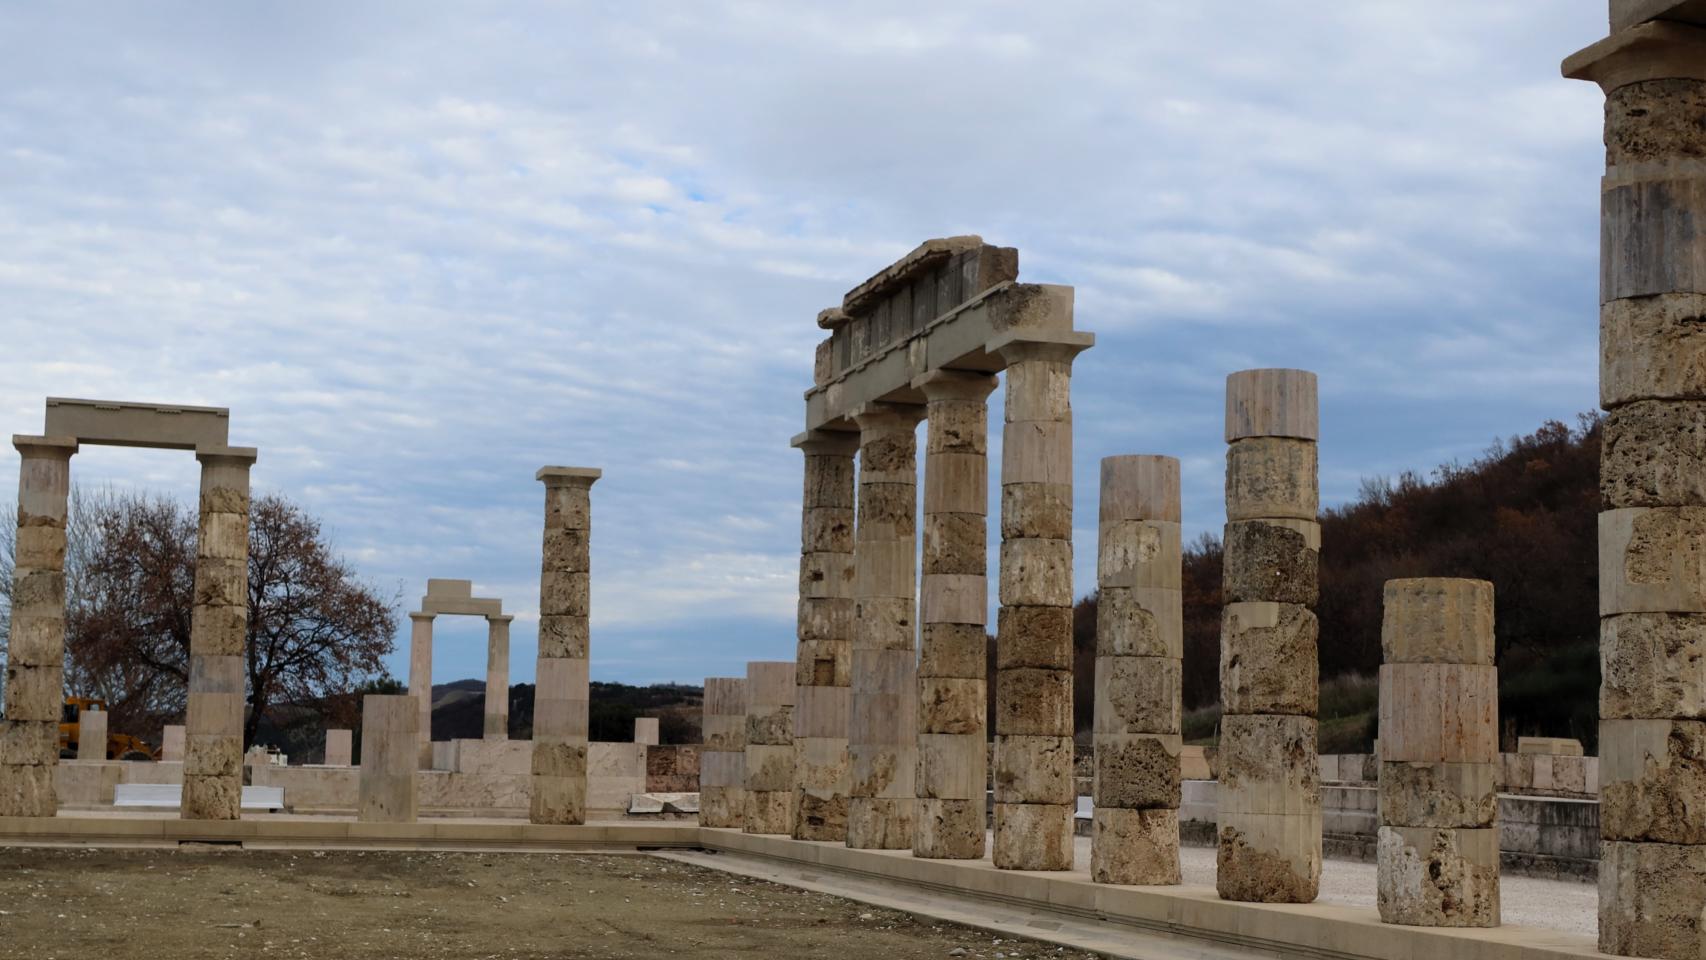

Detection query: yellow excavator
xmin=59 ymin=697 xmax=159 ymax=761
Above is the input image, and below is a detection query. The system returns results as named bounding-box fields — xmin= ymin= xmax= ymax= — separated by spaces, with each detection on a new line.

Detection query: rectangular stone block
xmin=1376 ymin=826 xmax=1500 ymax=927
xmin=1602 ymin=293 xmax=1706 ymax=407
xmin=539 ymin=570 xmax=590 ymax=618
xmin=0 ymin=761 xmax=55 ymax=817
xmin=855 ymin=596 xmax=917 ymax=650
xmin=923 ymin=512 xmax=986 ymax=577
xmin=1093 ymin=732 xmax=1181 ymax=810
xmin=541 ymin=527 xmax=591 ymax=573
xmin=855 ymin=540 xmax=916 ymax=598
xmin=1216 ymin=810 xmax=1321 ymax=903
xmin=1002 ymin=421 xmax=1072 ymax=487
xmin=702 ymin=715 xmax=746 ymax=752
xmin=182 ymin=773 xmax=240 ymax=821
xmin=542 ymin=486 xmax=591 ymax=531
xmin=1093 ymin=656 xmax=1182 ymax=735
xmin=1098 ymin=519 xmax=1183 ymax=590
xmin=924 ymin=398 xmax=989 ymax=456
xmin=794 ymin=685 xmax=848 ymax=739
xmin=1003 ymin=358 xmax=1072 ymax=424
xmin=699 ymin=785 xmax=745 ymax=828
xmin=537 ymin=615 xmax=589 ymax=660
xmin=1601 ymin=718 xmax=1706 ymax=843
xmin=993 ymin=801 xmax=1074 ymax=871
xmin=3 ymin=664 xmax=63 ymax=721
xmin=1381 ymin=578 xmax=1495 ymax=665
xmin=918 ymin=622 xmax=988 ymax=680
xmin=917 ymin=732 xmax=985 ymax=799
xmin=530 ymin=740 xmax=588 ymax=779
xmin=995 ymin=667 xmax=1071 ymax=737
xmin=1602 ymin=613 xmax=1706 ymax=719
xmin=1099 ymin=454 xmax=1182 ymax=524
xmin=800 ymin=551 xmax=856 ymax=599
xmin=1604 ymin=400 xmax=1706 ymax=508
xmin=1220 ymin=603 xmax=1318 ymax=717
xmin=0 ymin=720 xmax=58 ymax=766
xmin=75 ymin=708 xmax=107 ymax=760
xmin=184 ymin=734 xmax=242 ymax=778
xmin=998 ymin=538 xmax=1072 ymax=607
xmin=1378 ymin=664 xmax=1499 ymax=764
xmin=530 ymin=773 xmax=586 ymax=825
xmin=803 ymin=506 xmax=854 ymax=553
xmin=744 ymin=743 xmax=795 ymax=792
xmin=993 ymin=734 xmax=1074 ymax=804
xmin=1226 ymin=369 xmax=1318 ymax=441
xmin=189 ymin=604 xmax=246 ymax=657
xmin=324 ymin=729 xmax=352 ymax=766
xmin=1218 ymin=715 xmax=1320 ymax=816
xmin=793 ymin=736 xmax=847 ymax=792
xmin=1092 ymin=807 xmax=1181 ymax=886
xmin=1097 ymin=587 xmax=1183 ymax=658
xmin=192 ymin=558 xmax=246 ymax=609
xmin=198 ymin=511 xmax=248 ymax=561
xmin=10 ymin=568 xmax=65 ymax=616
xmin=533 ymin=697 xmax=590 ymax=739
xmin=922 ymin=452 xmax=987 ymax=514
xmin=1516 ymin=736 xmax=1585 ymax=756
xmin=189 ymin=654 xmax=245 ymax=695
xmin=1225 ymin=437 xmax=1317 ymax=522
xmin=996 ymin=604 xmax=1072 ymax=669
xmin=160 ymin=725 xmax=185 ymax=761
xmin=797 ymin=596 xmax=854 ymax=645
xmin=847 ymin=795 xmax=915 ymax=849
xmin=745 ymin=705 xmax=794 ymax=747
xmin=1601 ymin=507 xmax=1706 ymax=614
xmin=5 ymin=615 xmax=65 ymax=667
xmin=1222 ymin=519 xmax=1318 ymax=605
xmin=537 ymin=656 xmax=590 ymax=699
xmin=917 ymin=677 xmax=983 ymax=734
xmin=1600 ymin=839 xmax=1706 ymax=958
xmin=920 ymin=573 xmax=986 ymax=625
xmin=698 ymin=749 xmax=745 ymax=788
xmin=914 ymin=797 xmax=985 ymax=859
xmin=1000 ymin=482 xmax=1073 ymax=541
xmin=850 ymin=742 xmax=914 ymax=800
xmin=744 ymin=788 xmax=793 ymax=835
xmin=1379 ymin=761 xmax=1497 ymax=829
xmin=1602 ymin=175 xmax=1706 ymax=302
xmin=856 ymin=482 xmax=916 ymax=539
xmin=704 ymin=677 xmax=747 ymax=716
xmin=14 ymin=525 xmax=65 ymax=569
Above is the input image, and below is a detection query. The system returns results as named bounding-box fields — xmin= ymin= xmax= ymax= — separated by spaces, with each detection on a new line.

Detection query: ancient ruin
xmin=531 ymin=466 xmax=600 ymax=825
xmin=407 ymin=579 xmax=514 ymax=768
xmin=744 ymin=660 xmax=795 ymax=834
xmin=358 ymin=694 xmax=418 ymax=823
xmin=699 ymin=677 xmax=747 ymax=828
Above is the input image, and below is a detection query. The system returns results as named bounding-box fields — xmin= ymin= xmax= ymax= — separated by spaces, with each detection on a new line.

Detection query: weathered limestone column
xmin=182 ymin=445 xmax=255 ymax=821
xmin=915 ymin=371 xmax=998 ymax=860
xmin=77 ymin=709 xmax=108 ymax=761
xmin=358 ymin=694 xmax=418 ymax=823
xmin=847 ymin=402 xmax=925 ymax=850
xmin=745 ymin=660 xmax=796 ymax=834
xmin=792 ymin=429 xmax=858 ymax=841
xmin=532 ymin=466 xmax=600 ymax=825
xmin=1217 ymin=368 xmax=1321 ymax=902
xmin=325 ymin=729 xmax=353 ymax=767
xmin=484 ymin=615 xmax=512 ymax=740
xmin=699 ymin=676 xmax=747 ymax=828
xmin=1092 ymin=455 xmax=1183 ymax=885
xmin=1566 ymin=12 xmax=1706 ymax=957
xmin=994 ymin=340 xmax=1085 ymax=871
xmin=0 ymin=435 xmax=74 ymax=816
xmin=408 ymin=612 xmax=435 ymax=768
xmin=1377 ymin=579 xmax=1500 ymax=927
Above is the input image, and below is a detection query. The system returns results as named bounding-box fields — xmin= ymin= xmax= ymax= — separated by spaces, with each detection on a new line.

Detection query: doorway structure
xmin=407 ymin=578 xmax=513 ymax=769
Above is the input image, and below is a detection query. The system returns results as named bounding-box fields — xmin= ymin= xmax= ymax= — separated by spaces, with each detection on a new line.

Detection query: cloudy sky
xmin=0 ymin=2 xmax=1611 ymax=687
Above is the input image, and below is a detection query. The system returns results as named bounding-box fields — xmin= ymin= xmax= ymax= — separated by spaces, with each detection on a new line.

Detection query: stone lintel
xmin=791 ymin=428 xmax=860 ymax=456
xmin=1563 ymin=20 xmax=1706 ymax=89
xmin=912 ymin=368 xmax=1000 ymax=401
xmin=537 ymin=466 xmax=602 ymax=486
xmin=12 ymin=434 xmax=79 ymax=458
xmin=422 ymin=597 xmax=505 ymax=618
xmin=842 ymin=236 xmax=988 ymax=315
xmin=1612 ymin=0 xmax=1706 ymax=32
xmin=44 ymin=396 xmax=232 ymax=451
xmin=427 ymin=578 xmax=473 ymax=599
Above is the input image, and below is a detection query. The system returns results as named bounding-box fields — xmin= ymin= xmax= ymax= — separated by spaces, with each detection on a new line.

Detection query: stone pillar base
xmin=847 ymin=797 xmax=915 ymax=850
xmin=744 ymin=791 xmax=793 ymax=835
xmin=1092 ymin=808 xmax=1181 ymax=885
xmin=993 ymin=802 xmax=1074 ymax=871
xmin=914 ymin=797 xmax=985 ymax=859
xmin=1376 ymin=826 xmax=1499 ymax=927
xmin=1216 ymin=811 xmax=1323 ymax=903
xmin=699 ymin=786 xmax=746 ymax=829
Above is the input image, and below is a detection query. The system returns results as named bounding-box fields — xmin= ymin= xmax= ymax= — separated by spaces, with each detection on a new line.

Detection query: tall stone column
xmin=1216 ymin=368 xmax=1321 ymax=902
xmin=484 ymin=615 xmax=512 ymax=740
xmin=914 ymin=371 xmax=997 ymax=860
xmin=408 ymin=612 xmax=435 ymax=769
xmin=744 ymin=660 xmax=796 ymax=834
xmin=699 ymin=676 xmax=747 ymax=829
xmin=0 ymin=436 xmax=74 ymax=817
xmin=994 ymin=341 xmax=1084 ymax=871
xmin=358 ymin=694 xmax=418 ymax=823
xmin=1566 ymin=13 xmax=1706 ymax=957
xmin=182 ymin=445 xmax=256 ymax=821
xmin=1377 ymin=578 xmax=1499 ymax=927
xmin=532 ymin=466 xmax=600 ymax=825
xmin=1092 ymin=455 xmax=1183 ymax=885
xmin=847 ymin=402 xmax=925 ymax=849
xmin=792 ymin=429 xmax=858 ymax=841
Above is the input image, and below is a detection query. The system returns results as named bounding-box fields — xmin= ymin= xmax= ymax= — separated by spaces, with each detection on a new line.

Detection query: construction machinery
xmin=59 ymin=697 xmax=158 ymax=761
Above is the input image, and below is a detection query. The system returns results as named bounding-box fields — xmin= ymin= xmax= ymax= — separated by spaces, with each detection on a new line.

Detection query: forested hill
xmin=1075 ymin=414 xmax=1603 ymax=750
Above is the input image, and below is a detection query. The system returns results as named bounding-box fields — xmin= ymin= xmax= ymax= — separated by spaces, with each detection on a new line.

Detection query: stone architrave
xmin=531 ymin=466 xmax=601 ymax=825
xmin=792 ymin=429 xmax=858 ymax=842
xmin=76 ymin=708 xmax=108 ymax=761
xmin=1216 ymin=368 xmax=1322 ymax=902
xmin=1566 ymin=9 xmax=1706 ymax=956
xmin=1376 ymin=578 xmax=1500 ymax=928
xmin=914 ymin=371 xmax=998 ymax=860
xmin=0 ymin=436 xmax=75 ymax=816
xmin=358 ymin=694 xmax=418 ymax=823
xmin=699 ymin=677 xmax=748 ymax=828
xmin=994 ymin=339 xmax=1088 ymax=871
xmin=744 ymin=661 xmax=796 ymax=834
xmin=846 ymin=402 xmax=925 ymax=850
xmin=324 ymin=729 xmax=353 ymax=767
xmin=182 ymin=445 xmax=256 ymax=821
xmin=1091 ymin=455 xmax=1183 ymax=885
xmin=408 ymin=612 xmax=435 ymax=769
xmin=485 ymin=615 xmax=513 ymax=740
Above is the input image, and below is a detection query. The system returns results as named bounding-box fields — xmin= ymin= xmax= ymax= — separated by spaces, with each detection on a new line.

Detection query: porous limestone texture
xmin=914 ymin=372 xmax=997 ymax=860
xmin=531 ymin=466 xmax=599 ymax=825
xmin=0 ymin=436 xmax=73 ymax=817
xmin=744 ymin=661 xmax=796 ymax=835
xmin=182 ymin=445 xmax=255 ymax=821
xmin=1091 ymin=454 xmax=1182 ymax=886
xmin=699 ymin=677 xmax=747 ymax=828
xmin=1217 ymin=369 xmax=1320 ymax=903
xmin=994 ymin=339 xmax=1085 ymax=872
xmin=1377 ymin=579 xmax=1499 ymax=928
xmin=792 ymin=430 xmax=857 ymax=842
xmin=358 ymin=695 xmax=418 ymax=823
xmin=1568 ymin=19 xmax=1706 ymax=952
xmin=847 ymin=403 xmax=924 ymax=850
xmin=485 ymin=615 xmax=512 ymax=740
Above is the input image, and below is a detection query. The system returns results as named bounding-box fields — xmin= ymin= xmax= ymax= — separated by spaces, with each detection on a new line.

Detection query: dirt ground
xmin=0 ymin=847 xmax=1099 ymax=959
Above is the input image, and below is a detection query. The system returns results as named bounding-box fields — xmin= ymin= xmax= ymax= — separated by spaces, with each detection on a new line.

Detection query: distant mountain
xmin=427 ymin=679 xmax=704 ymax=744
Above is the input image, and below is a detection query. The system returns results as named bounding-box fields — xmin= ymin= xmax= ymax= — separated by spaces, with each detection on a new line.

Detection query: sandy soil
xmin=0 ymin=847 xmax=1097 ymax=960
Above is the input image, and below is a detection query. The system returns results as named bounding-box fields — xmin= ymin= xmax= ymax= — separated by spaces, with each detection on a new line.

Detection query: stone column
xmin=358 ymin=694 xmax=418 ymax=823
xmin=1091 ymin=455 xmax=1183 ymax=885
xmin=484 ymin=615 xmax=512 ymax=740
xmin=182 ymin=445 xmax=255 ymax=821
xmin=699 ymin=676 xmax=747 ymax=828
xmin=914 ymin=371 xmax=997 ymax=860
xmin=0 ymin=435 xmax=74 ymax=816
xmin=792 ymin=429 xmax=858 ymax=842
xmin=744 ymin=660 xmax=796 ymax=834
xmin=407 ymin=612 xmax=435 ymax=768
xmin=325 ymin=729 xmax=353 ymax=767
xmin=1566 ymin=13 xmax=1706 ymax=957
xmin=1216 ymin=368 xmax=1321 ymax=902
xmin=994 ymin=341 xmax=1083 ymax=871
xmin=532 ymin=466 xmax=600 ymax=825
xmin=161 ymin=725 xmax=186 ymax=762
xmin=77 ymin=709 xmax=108 ymax=761
xmin=1377 ymin=578 xmax=1499 ymax=927
xmin=847 ymin=402 xmax=925 ymax=849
